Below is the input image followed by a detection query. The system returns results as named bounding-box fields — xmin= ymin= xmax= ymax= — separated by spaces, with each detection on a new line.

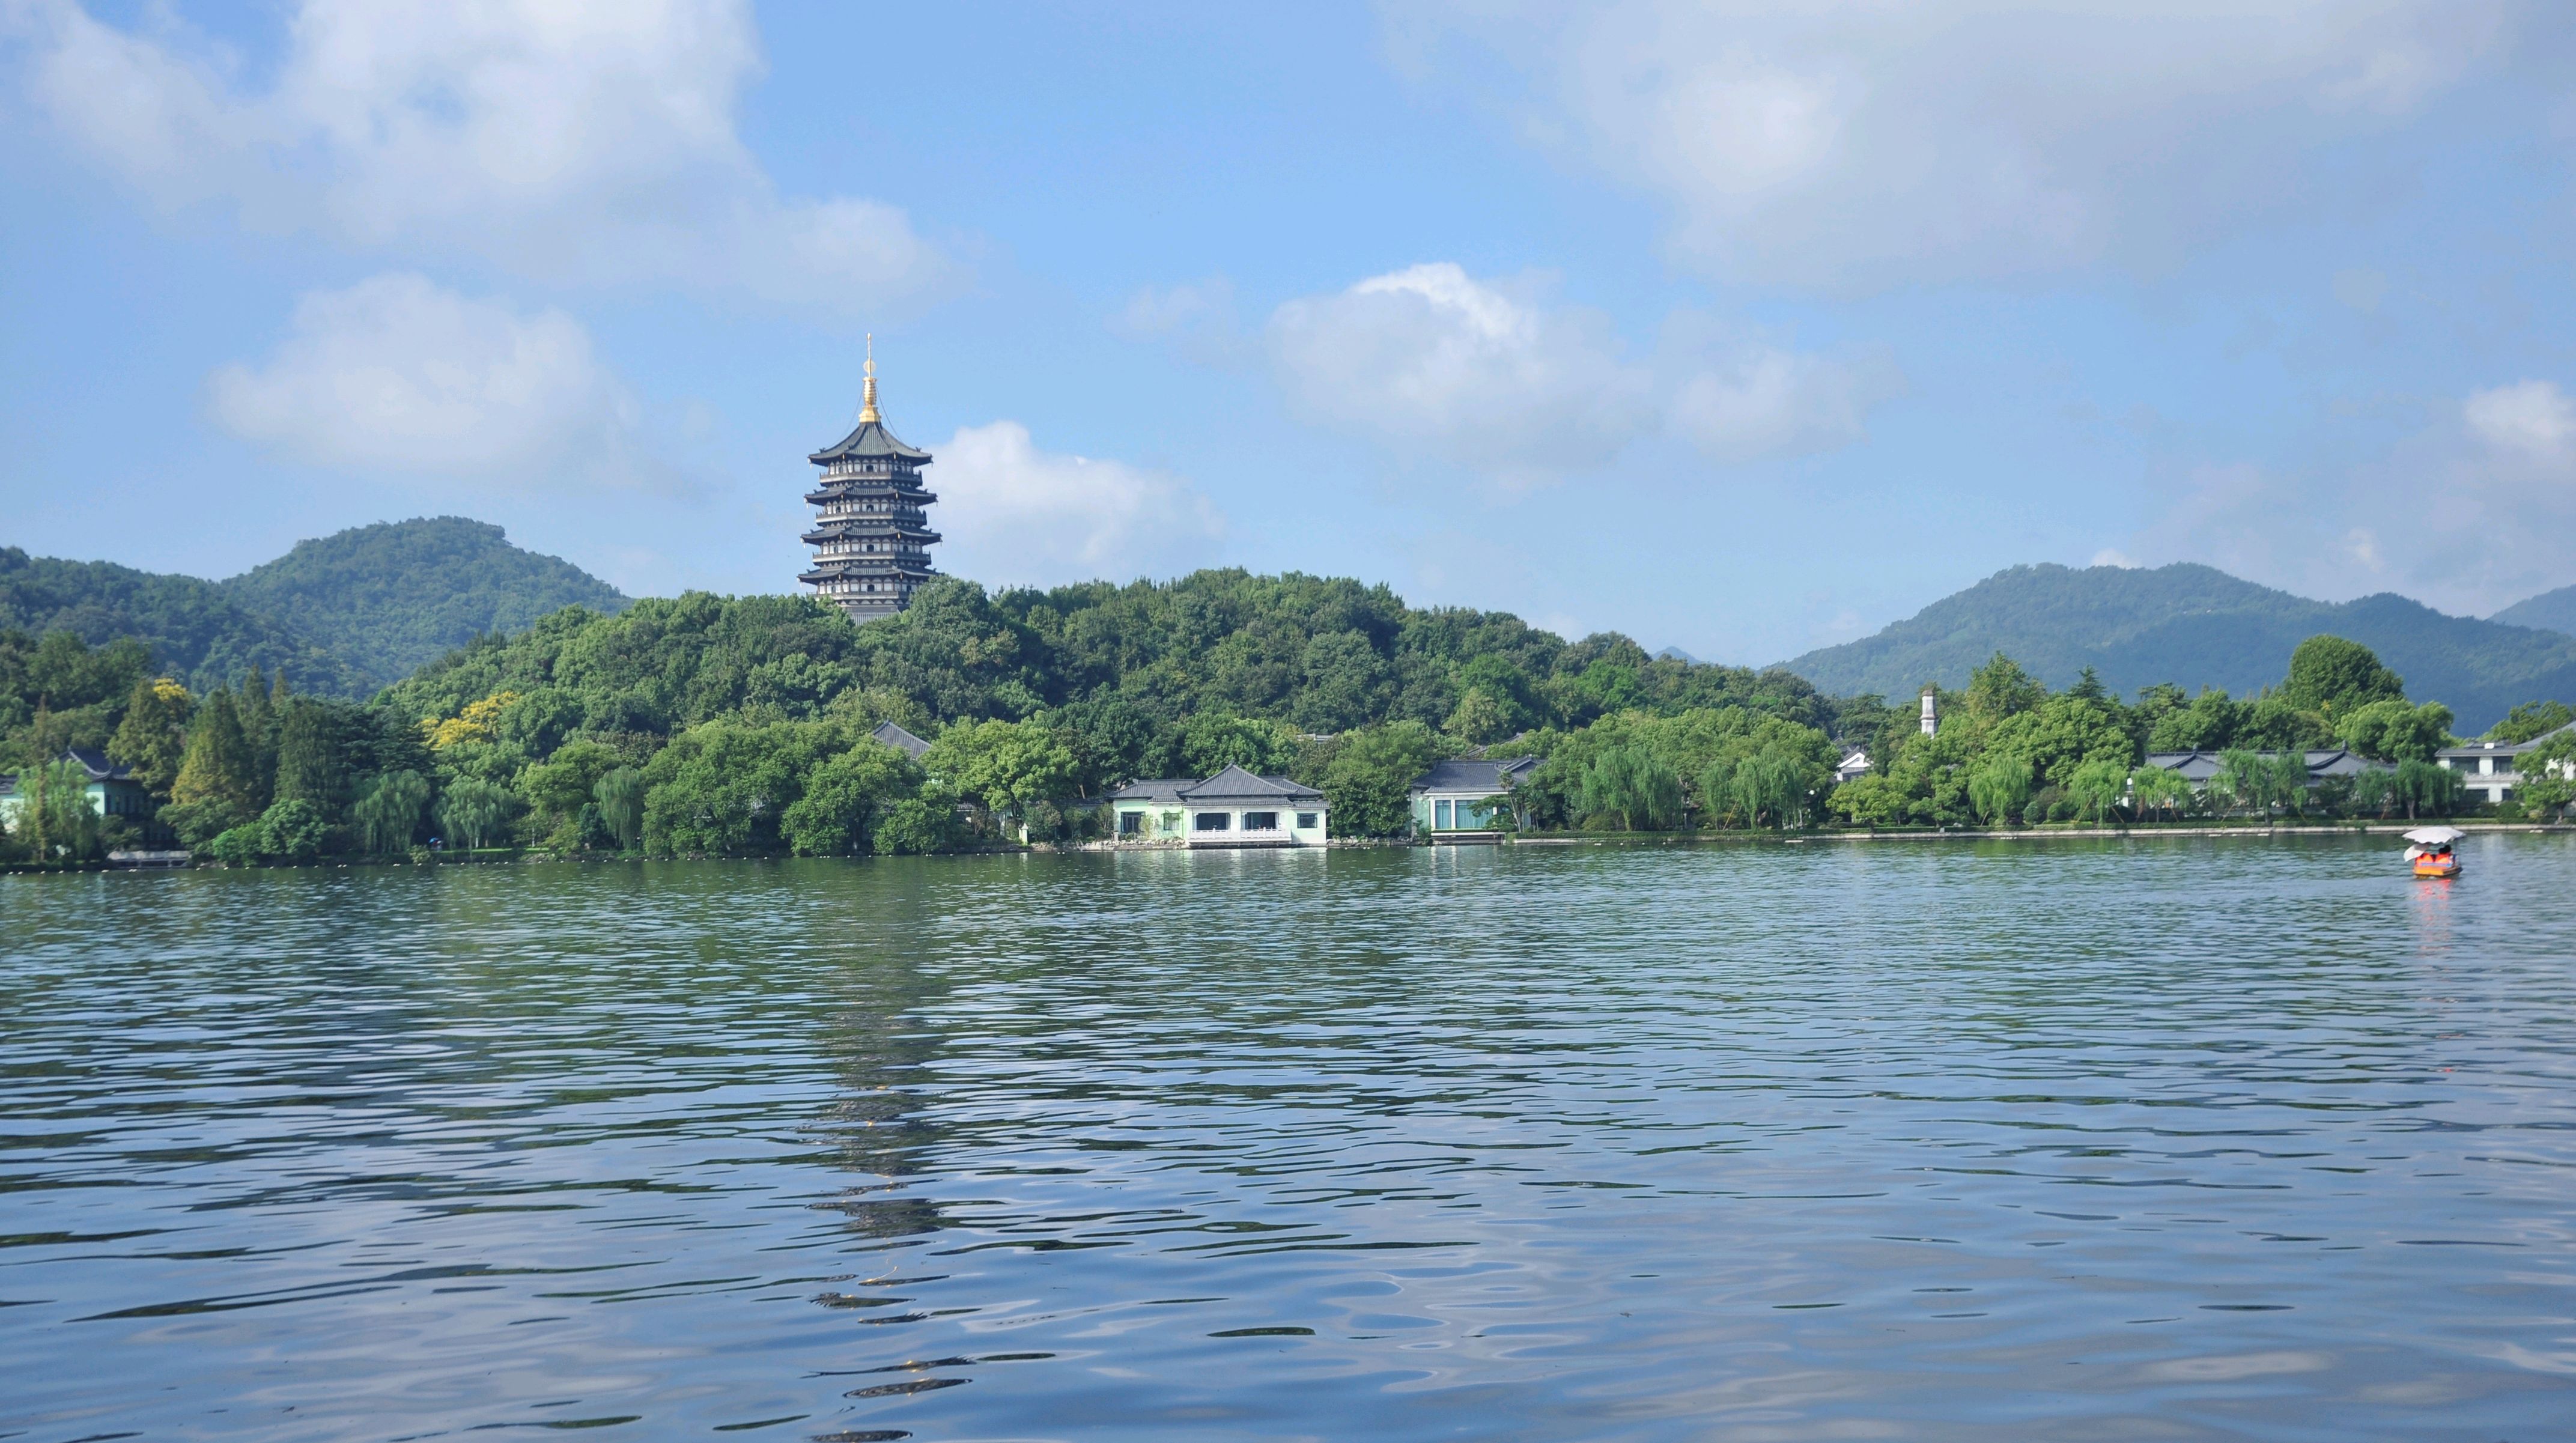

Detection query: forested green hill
xmin=221 ymin=518 xmax=630 ymax=687
xmin=381 ymin=571 xmax=1832 ymax=759
xmin=0 ymin=518 xmax=628 ymax=698
xmin=0 ymin=548 xmax=362 ymax=697
xmin=1784 ymin=562 xmax=2576 ymax=732
xmin=2492 ymin=584 xmax=2576 ymax=639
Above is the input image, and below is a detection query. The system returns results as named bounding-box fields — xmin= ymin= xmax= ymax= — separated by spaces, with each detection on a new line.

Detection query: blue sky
xmin=4 ymin=2 xmax=2573 ymax=665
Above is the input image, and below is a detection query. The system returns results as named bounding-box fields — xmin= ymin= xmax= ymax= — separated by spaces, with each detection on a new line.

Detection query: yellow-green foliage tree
xmin=171 ymin=687 xmax=257 ymax=815
xmin=107 ymin=677 xmax=193 ymax=795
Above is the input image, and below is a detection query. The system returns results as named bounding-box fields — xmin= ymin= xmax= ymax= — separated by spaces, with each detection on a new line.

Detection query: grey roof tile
xmin=1411 ymin=757 xmax=1536 ymax=794
xmin=871 ymin=722 xmax=932 ymax=758
xmin=809 ymin=419 xmax=932 ymax=463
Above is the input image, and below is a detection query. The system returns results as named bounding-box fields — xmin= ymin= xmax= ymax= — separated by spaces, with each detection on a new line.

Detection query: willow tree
xmin=1580 ymin=746 xmax=1682 ymax=831
xmin=594 ymin=767 xmax=646 ymax=851
xmin=354 ymin=770 xmax=432 ymax=854
xmin=1967 ymin=756 xmax=2035 ymax=828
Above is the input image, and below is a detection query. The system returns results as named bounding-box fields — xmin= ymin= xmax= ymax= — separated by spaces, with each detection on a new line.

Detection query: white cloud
xmin=1268 ymin=263 xmax=1656 ymax=478
xmin=2132 ymin=379 xmax=2576 ymax=613
xmin=2465 ymin=380 xmax=2576 ymax=461
xmin=1668 ymin=345 xmax=1891 ymax=462
xmin=1265 ymin=262 xmax=1887 ymax=482
xmin=931 ymin=422 xmax=1226 ymax=588
xmin=207 ymin=273 xmax=658 ymax=487
xmin=18 ymin=0 xmax=953 ymax=310
xmin=1113 ymin=276 xmax=1249 ymax=365
xmin=1395 ymin=1 xmax=2514 ymax=288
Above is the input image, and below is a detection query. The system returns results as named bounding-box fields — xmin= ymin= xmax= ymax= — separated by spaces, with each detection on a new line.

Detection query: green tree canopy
xmin=1967 ymin=755 xmax=2035 ymax=827
xmin=354 ymin=770 xmax=431 ymax=854
xmin=436 ymin=776 xmax=518 ymax=849
xmin=2487 ymin=700 xmax=2574 ymax=743
xmin=593 ymin=767 xmax=646 ymax=851
xmin=639 ymin=720 xmax=847 ymax=856
xmin=106 ymin=676 xmax=193 ymax=795
xmin=1966 ymin=653 xmax=2048 ymax=721
xmin=171 ymin=687 xmax=258 ymax=814
xmin=2282 ymin=635 xmax=2406 ymax=718
xmin=780 ymin=742 xmax=923 ymax=855
xmin=924 ymin=719 xmax=1081 ymax=821
xmin=2336 ymin=699 xmax=2454 ymax=763
xmin=1315 ymin=721 xmax=1450 ymax=837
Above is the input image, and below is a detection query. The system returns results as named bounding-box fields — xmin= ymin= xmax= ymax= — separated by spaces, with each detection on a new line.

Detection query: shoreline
xmin=1509 ymin=821 xmax=2574 ymax=845
xmin=11 ymin=821 xmax=2566 ymax=875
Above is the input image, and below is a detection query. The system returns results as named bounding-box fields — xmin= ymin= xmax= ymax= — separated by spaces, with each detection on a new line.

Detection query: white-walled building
xmin=2437 ymin=722 xmax=2575 ymax=804
xmin=1109 ymin=766 xmax=1328 ymax=847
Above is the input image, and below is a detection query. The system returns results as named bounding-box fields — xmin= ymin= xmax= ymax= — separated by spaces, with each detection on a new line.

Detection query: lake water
xmin=5 ymin=834 xmax=2574 ymax=1441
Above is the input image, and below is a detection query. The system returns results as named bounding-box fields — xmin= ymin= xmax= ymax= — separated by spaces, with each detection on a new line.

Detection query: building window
xmin=1242 ymin=811 xmax=1278 ymax=831
xmin=1194 ymin=812 xmax=1231 ymax=832
xmin=1296 ymin=812 xmax=1318 ymax=829
xmin=1118 ymin=812 xmax=1141 ymax=836
xmin=1435 ymin=799 xmax=1452 ymax=828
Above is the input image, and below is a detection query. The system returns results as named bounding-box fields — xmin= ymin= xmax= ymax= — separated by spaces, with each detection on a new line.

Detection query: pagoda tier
xmin=801 ymin=348 xmax=940 ymax=621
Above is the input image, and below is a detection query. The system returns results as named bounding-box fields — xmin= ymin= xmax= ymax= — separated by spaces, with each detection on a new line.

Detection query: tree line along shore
xmin=2 ymin=573 xmax=2571 ymax=869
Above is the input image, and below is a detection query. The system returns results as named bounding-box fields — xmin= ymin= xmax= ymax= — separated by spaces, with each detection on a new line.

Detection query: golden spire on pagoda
xmin=858 ymin=335 xmax=880 ymax=424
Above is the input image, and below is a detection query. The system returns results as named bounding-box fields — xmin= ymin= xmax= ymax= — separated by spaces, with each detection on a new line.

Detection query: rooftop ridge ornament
xmin=858 ymin=333 xmax=879 ymax=424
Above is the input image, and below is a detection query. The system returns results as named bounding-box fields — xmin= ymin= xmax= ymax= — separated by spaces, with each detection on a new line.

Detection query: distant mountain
xmin=220 ymin=518 xmax=629 ymax=688
xmin=1782 ymin=562 xmax=2576 ymax=733
xmin=2492 ymin=584 xmax=2576 ymax=639
xmin=0 ymin=518 xmax=629 ymax=697
xmin=1654 ymin=646 xmax=1701 ymax=664
xmin=0 ymin=549 xmax=365 ymax=696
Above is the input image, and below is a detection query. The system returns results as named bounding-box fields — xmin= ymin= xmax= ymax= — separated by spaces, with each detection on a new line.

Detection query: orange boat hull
xmin=2413 ymin=857 xmax=2461 ymax=879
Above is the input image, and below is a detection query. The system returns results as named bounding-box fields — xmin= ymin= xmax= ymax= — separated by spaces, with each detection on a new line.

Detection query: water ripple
xmin=3 ymin=834 xmax=2573 ymax=1439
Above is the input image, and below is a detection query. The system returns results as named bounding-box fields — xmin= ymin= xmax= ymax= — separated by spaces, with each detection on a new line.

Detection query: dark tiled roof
xmin=1178 ymin=765 xmax=1324 ymax=802
xmin=0 ymin=747 xmax=138 ymax=794
xmin=1111 ymin=768 xmax=1327 ymax=804
xmin=810 ymin=419 xmax=932 ymax=463
xmin=1410 ymin=757 xmax=1536 ymax=794
xmin=2438 ymin=720 xmax=2575 ymax=759
xmin=63 ymin=746 xmax=131 ymax=781
xmin=2143 ymin=748 xmax=2382 ymax=782
xmin=871 ymin=722 xmax=932 ymax=758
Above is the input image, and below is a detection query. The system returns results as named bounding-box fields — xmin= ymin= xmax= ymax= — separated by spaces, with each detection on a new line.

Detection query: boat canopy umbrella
xmin=2402 ymin=826 xmax=2465 ymax=845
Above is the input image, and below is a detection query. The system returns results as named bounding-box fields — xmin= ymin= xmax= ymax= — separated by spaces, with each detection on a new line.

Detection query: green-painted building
xmin=1408 ymin=757 xmax=1536 ymax=837
xmin=0 ymin=747 xmax=155 ymax=828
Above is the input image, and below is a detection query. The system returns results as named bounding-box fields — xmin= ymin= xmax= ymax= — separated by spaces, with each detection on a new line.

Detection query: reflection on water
xmin=4 ymin=833 xmax=2574 ymax=1441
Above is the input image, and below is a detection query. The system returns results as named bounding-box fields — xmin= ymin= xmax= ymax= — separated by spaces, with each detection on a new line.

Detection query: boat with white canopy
xmin=2403 ymin=825 xmax=2464 ymax=879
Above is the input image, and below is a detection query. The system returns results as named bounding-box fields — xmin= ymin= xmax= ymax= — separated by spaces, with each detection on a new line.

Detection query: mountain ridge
xmin=2492 ymin=583 xmax=2576 ymax=639
xmin=1782 ymin=562 xmax=2576 ymax=732
xmin=0 ymin=518 xmax=629 ymax=697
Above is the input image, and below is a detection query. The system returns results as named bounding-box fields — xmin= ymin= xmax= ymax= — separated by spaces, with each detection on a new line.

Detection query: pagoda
xmin=800 ymin=341 xmax=941 ymax=620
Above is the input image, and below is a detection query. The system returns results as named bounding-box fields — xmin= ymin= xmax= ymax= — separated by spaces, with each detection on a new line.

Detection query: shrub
xmin=872 ymin=795 xmax=958 ymax=855
xmin=259 ymin=798 xmax=327 ymax=860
